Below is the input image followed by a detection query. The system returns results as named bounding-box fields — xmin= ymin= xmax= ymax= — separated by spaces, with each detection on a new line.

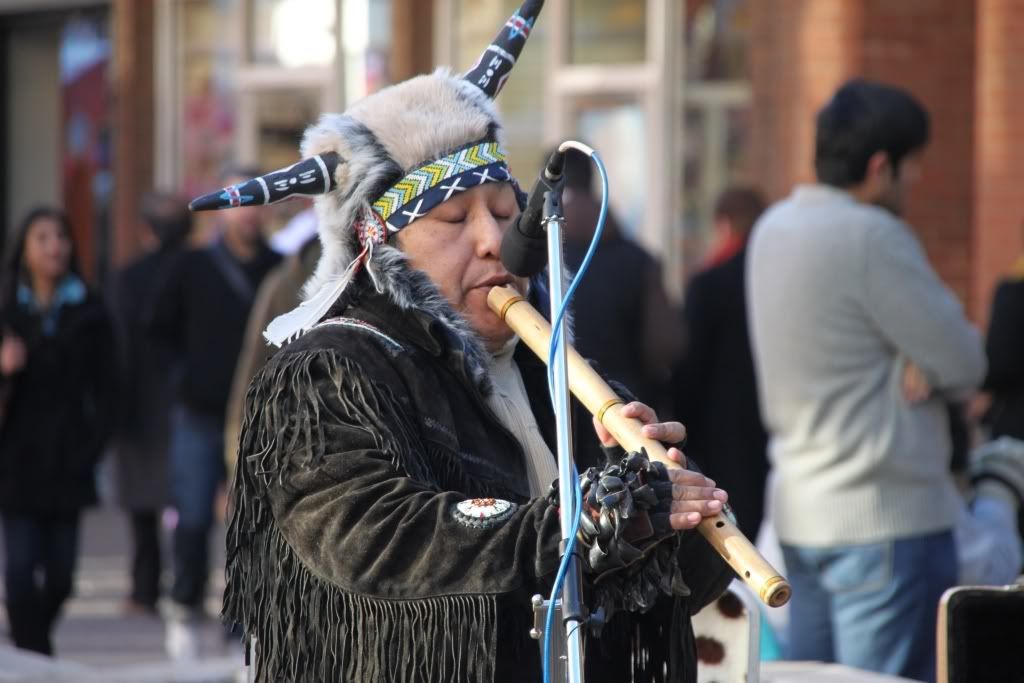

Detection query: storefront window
xmin=180 ymin=1 xmax=238 ymax=203
xmin=685 ymin=0 xmax=751 ymax=82
xmin=679 ymin=0 xmax=753 ymax=280
xmin=572 ymin=97 xmax=647 ymax=240
xmin=341 ymin=0 xmax=392 ymax=103
xmin=60 ymin=15 xmax=111 ymax=282
xmin=569 ymin=0 xmax=646 ymax=65
xmin=250 ymin=0 xmax=337 ymax=67
xmin=453 ymin=0 xmax=547 ymax=184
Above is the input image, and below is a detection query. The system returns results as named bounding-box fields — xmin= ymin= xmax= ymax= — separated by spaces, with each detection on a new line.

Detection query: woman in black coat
xmin=0 ymin=207 xmax=117 ymax=655
xmin=983 ymin=262 xmax=1024 ymax=441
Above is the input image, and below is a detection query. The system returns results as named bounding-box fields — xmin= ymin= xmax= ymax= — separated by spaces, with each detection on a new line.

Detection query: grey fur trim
xmin=300 ymin=116 xmax=402 ymax=303
xmin=372 ymin=245 xmax=494 ymax=394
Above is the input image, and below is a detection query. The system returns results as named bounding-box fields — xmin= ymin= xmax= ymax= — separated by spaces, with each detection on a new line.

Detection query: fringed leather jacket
xmin=225 ymin=264 xmax=733 ymax=682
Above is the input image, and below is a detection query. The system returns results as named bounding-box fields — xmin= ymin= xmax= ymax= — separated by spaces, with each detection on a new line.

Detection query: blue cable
xmin=542 ymin=149 xmax=610 ymax=683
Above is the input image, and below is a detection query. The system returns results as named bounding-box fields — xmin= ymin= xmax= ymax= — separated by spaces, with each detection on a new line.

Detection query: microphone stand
xmin=531 ymin=188 xmax=586 ymax=683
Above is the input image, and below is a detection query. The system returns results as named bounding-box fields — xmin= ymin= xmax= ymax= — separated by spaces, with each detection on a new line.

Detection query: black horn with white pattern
xmin=189 ymin=152 xmax=343 ymax=212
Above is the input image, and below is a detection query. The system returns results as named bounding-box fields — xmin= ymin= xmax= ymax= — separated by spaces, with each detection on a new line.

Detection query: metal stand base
xmin=530 ymin=594 xmax=569 ymax=681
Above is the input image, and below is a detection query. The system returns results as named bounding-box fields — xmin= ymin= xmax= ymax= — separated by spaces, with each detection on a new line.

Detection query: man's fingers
xmin=621 ymin=401 xmax=657 ymax=424
xmin=671 ymin=484 xmax=728 ymax=503
xmin=671 ymin=498 xmax=724 ymax=515
xmin=665 ymin=447 xmax=687 ymax=468
xmin=669 ymin=512 xmax=703 ymax=530
xmin=592 ymin=415 xmax=617 ymax=447
xmin=667 ymin=468 xmax=716 ymax=488
xmin=640 ymin=421 xmax=687 ymax=444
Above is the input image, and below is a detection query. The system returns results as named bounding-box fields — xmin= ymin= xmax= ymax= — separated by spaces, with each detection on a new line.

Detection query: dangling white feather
xmin=263 ymin=246 xmax=368 ymax=347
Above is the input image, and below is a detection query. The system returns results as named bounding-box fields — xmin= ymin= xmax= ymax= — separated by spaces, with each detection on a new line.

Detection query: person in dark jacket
xmin=147 ymin=168 xmax=281 ymax=659
xmin=982 ymin=250 xmax=1024 ymax=441
xmin=0 ymin=207 xmax=117 ymax=655
xmin=562 ymin=147 xmax=682 ymax=417
xmin=188 ymin=4 xmax=734 ymax=679
xmin=109 ymin=193 xmax=192 ymax=614
xmin=672 ymin=186 xmax=768 ymax=541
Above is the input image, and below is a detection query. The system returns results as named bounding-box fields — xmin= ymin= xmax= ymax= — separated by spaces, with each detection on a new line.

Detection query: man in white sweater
xmin=747 ymin=80 xmax=986 ymax=682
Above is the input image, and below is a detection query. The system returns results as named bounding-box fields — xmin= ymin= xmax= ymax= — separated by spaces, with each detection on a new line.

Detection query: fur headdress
xmin=190 ymin=0 xmax=544 ymax=346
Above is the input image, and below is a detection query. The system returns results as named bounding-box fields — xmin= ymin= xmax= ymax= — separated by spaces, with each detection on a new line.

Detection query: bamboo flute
xmin=488 ymin=285 xmax=791 ymax=608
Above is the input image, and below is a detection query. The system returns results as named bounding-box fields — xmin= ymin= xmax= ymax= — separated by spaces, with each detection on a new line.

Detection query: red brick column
xmin=748 ymin=0 xmax=864 ymax=201
xmin=748 ymin=0 xmax=977 ymax=310
xmin=861 ymin=1 xmax=977 ymax=309
xmin=972 ymin=0 xmax=1024 ymax=327
xmin=111 ymin=0 xmax=155 ymax=268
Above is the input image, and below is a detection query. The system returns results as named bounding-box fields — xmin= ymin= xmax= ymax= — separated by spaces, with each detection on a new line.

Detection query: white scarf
xmin=485 ymin=340 xmax=559 ymax=497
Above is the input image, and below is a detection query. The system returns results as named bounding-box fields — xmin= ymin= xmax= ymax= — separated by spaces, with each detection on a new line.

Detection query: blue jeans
xmin=2 ymin=511 xmax=80 ymax=655
xmin=168 ymin=405 xmax=225 ymax=609
xmin=782 ymin=529 xmax=956 ymax=683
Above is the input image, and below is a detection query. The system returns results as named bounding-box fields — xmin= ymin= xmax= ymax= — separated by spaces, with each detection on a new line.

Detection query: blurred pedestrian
xmin=223 ymin=234 xmax=320 ymax=476
xmin=109 ymin=192 xmax=192 ymax=615
xmin=147 ymin=165 xmax=281 ymax=660
xmin=672 ymin=186 xmax=768 ymax=541
xmin=980 ymin=232 xmax=1024 ymax=441
xmin=562 ymin=147 xmax=681 ymax=420
xmin=747 ymin=80 xmax=986 ymax=681
xmin=0 ymin=207 xmax=117 ymax=655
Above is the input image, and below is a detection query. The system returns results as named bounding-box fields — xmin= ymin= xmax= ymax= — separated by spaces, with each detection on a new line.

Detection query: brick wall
xmin=861 ymin=0 xmax=976 ymax=308
xmin=973 ymin=0 xmax=1024 ymax=327
xmin=748 ymin=1 xmax=980 ymax=311
xmin=748 ymin=0 xmax=864 ymax=201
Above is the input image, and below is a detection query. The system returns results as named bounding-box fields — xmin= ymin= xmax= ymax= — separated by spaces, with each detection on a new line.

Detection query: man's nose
xmin=472 ymin=211 xmax=505 ymax=259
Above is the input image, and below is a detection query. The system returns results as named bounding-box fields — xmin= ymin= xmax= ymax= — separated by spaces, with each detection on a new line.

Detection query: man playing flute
xmin=190 ymin=2 xmax=734 ymax=680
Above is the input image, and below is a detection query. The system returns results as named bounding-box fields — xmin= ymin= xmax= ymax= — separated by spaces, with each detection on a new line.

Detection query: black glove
xmin=548 ymin=449 xmax=689 ymax=618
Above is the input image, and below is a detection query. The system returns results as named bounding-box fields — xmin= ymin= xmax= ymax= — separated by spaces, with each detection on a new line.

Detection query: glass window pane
xmin=685 ymin=0 xmax=751 ymax=82
xmin=181 ymin=1 xmax=238 ymax=201
xmin=453 ymin=0 xmax=547 ymax=184
xmin=680 ymin=99 xmax=752 ymax=276
xmin=570 ymin=0 xmax=646 ymax=65
xmin=250 ymin=0 xmax=337 ymax=67
xmin=571 ymin=98 xmax=647 ymax=240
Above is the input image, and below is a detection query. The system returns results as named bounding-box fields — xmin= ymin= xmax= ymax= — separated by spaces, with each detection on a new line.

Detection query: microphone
xmin=500 ymin=149 xmax=566 ymax=276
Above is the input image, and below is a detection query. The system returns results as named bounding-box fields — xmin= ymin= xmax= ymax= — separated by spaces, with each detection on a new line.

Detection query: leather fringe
xmin=225 ymin=349 xmax=502 ymax=682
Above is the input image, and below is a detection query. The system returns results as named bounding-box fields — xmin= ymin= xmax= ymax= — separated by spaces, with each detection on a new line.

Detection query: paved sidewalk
xmin=1 ymin=504 xmax=246 ymax=682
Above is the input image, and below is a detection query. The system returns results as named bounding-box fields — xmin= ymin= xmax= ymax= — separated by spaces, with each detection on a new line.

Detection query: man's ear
xmin=865 ymin=150 xmax=892 ymax=182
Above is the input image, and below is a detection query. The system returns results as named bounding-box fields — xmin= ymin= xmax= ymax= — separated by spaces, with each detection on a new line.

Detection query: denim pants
xmin=169 ymin=405 xmax=225 ymax=609
xmin=2 ymin=511 xmax=80 ymax=655
xmin=782 ymin=529 xmax=956 ymax=683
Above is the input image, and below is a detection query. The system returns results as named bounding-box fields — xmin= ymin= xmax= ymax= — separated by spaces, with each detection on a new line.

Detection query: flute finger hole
xmin=715 ymin=521 xmax=724 ymax=528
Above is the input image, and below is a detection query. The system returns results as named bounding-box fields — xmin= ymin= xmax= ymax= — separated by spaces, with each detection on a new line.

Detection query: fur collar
xmin=354 ymin=245 xmax=495 ymax=395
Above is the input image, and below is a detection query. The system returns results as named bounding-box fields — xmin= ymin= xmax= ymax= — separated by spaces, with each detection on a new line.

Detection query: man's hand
xmin=662 ymin=449 xmax=728 ymax=530
xmin=592 ymin=401 xmax=687 ymax=448
xmin=902 ymin=360 xmax=932 ymax=403
xmin=592 ymin=401 xmax=727 ymax=530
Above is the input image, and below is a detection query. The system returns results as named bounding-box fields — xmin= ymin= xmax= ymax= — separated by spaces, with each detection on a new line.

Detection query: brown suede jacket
xmin=225 ymin=272 xmax=733 ymax=683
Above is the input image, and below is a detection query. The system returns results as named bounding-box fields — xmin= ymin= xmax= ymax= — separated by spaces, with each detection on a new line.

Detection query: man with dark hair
xmin=110 ymin=192 xmax=192 ymax=615
xmin=148 ymin=166 xmax=281 ymax=659
xmin=747 ymin=80 xmax=985 ymax=680
xmin=673 ymin=186 xmax=768 ymax=541
xmin=814 ymin=79 xmax=931 ymax=195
